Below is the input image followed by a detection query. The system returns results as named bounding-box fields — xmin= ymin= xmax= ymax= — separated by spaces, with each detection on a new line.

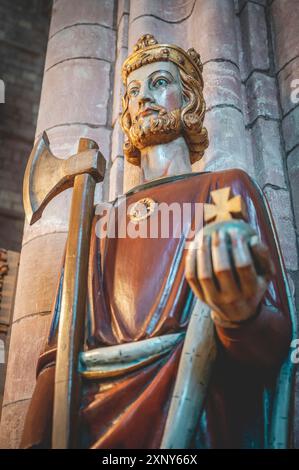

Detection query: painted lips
xmin=138 ymin=108 xmax=157 ymax=118
xmin=137 ymin=105 xmax=165 ymax=119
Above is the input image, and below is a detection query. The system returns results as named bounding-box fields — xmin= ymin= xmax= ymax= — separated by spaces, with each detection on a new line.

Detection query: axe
xmin=23 ymin=131 xmax=106 ymax=448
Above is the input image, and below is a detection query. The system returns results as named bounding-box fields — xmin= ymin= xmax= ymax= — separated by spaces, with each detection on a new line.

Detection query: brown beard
xmin=129 ymin=108 xmax=182 ymax=150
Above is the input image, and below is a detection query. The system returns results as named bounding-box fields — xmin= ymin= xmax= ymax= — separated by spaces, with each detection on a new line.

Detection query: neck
xmin=140 ymin=136 xmax=192 ymax=183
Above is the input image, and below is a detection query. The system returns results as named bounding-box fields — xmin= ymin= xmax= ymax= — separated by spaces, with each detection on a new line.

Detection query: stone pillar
xmin=124 ymin=0 xmax=200 ymax=191
xmin=191 ymin=0 xmax=249 ymax=174
xmin=123 ymin=0 xmax=250 ymax=190
xmin=236 ymin=0 xmax=297 ymax=272
xmin=270 ymin=0 xmax=299 ymax=234
xmin=109 ymin=0 xmax=130 ymax=201
xmin=0 ymin=0 xmax=116 ymax=448
xmin=269 ymin=0 xmax=299 ymax=448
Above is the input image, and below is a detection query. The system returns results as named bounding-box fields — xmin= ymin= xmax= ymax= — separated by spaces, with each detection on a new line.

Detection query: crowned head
xmin=121 ymin=34 xmax=209 ymax=166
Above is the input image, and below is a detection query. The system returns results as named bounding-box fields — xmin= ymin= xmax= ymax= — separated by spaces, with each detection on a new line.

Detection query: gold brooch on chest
xmin=129 ymin=197 xmax=157 ymax=223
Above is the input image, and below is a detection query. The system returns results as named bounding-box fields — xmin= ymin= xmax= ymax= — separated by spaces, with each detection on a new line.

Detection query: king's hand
xmin=185 ymin=219 xmax=276 ymax=328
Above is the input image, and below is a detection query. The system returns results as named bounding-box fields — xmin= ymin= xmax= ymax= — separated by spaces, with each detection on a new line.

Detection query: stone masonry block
xmin=94 ymin=181 xmax=104 ymax=206
xmin=0 ymin=399 xmax=30 ymax=449
xmin=124 ymin=157 xmax=142 ymax=193
xmin=3 ymin=314 xmax=52 ymax=405
xmin=278 ymin=57 xmax=299 ymax=117
xmin=241 ymin=82 xmax=250 ymax=125
xmin=239 ymin=2 xmax=269 ymax=80
xmin=41 ymin=124 xmax=111 ymax=160
xmin=14 ymin=232 xmax=67 ymax=320
xmin=112 ymin=47 xmax=127 ymax=126
xmin=202 ymin=106 xmax=249 ymax=172
xmin=263 ymin=186 xmax=298 ymax=270
xmin=203 ymin=61 xmax=242 ymax=112
xmin=190 ymin=0 xmax=239 ymax=66
xmin=128 ymin=13 xmax=188 ymax=52
xmin=22 ymin=190 xmax=71 ymax=246
xmin=111 ymin=119 xmax=124 ymax=162
xmin=237 ymin=0 xmax=267 ymax=13
xmin=49 ymin=0 xmax=115 ymax=37
xmin=109 ymin=156 xmax=124 ymax=201
xmin=117 ymin=11 xmax=129 ymax=54
xmin=130 ymin=0 xmax=195 ymax=23
xmin=45 ymin=24 xmax=116 ymax=70
xmin=271 ymin=0 xmax=299 ymax=72
xmin=287 ymin=146 xmax=299 ymax=230
xmin=117 ymin=0 xmax=130 ymax=27
xmin=246 ymin=72 xmax=280 ymax=125
xmin=129 ymin=0 xmax=239 ymax=75
xmin=282 ymin=106 xmax=299 ymax=154
xmin=250 ymin=117 xmax=286 ymax=188
xmin=36 ymin=59 xmax=111 ymax=135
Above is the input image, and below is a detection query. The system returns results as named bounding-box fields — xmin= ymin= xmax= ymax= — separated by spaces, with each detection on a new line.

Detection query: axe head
xmin=23 ymin=132 xmax=106 ymax=225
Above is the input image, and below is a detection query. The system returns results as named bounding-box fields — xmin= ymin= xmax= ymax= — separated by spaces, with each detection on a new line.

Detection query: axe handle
xmin=52 ymin=171 xmax=96 ymax=449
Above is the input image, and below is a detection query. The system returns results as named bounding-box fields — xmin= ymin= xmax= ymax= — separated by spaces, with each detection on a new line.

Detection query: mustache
xmin=130 ymin=108 xmax=181 ymax=138
xmin=134 ymin=105 xmax=168 ymax=122
xmin=142 ymin=104 xmax=166 ymax=113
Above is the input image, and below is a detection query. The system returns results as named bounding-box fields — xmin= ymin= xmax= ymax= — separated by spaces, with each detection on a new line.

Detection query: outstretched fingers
xmin=185 ymin=239 xmax=205 ymax=301
xmin=211 ymin=230 xmax=240 ymax=303
xmin=196 ymin=233 xmax=219 ymax=305
xmin=230 ymin=230 xmax=259 ymax=298
xmin=249 ymin=235 xmax=275 ymax=280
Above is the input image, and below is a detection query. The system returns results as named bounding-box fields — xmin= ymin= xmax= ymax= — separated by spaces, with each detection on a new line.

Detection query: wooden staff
xmin=23 ymin=132 xmax=105 ymax=448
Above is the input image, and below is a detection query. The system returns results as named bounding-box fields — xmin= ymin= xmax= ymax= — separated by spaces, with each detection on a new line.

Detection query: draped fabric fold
xmin=21 ymin=169 xmax=294 ymax=449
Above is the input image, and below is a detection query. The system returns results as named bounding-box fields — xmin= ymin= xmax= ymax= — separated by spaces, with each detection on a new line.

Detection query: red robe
xmin=21 ymin=169 xmax=293 ymax=449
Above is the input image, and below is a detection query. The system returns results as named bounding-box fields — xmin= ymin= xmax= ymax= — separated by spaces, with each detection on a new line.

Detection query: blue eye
xmin=153 ymin=78 xmax=168 ymax=88
xmin=129 ymin=88 xmax=139 ymax=97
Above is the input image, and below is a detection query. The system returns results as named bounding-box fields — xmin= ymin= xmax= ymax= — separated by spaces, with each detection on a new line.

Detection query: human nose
xmin=138 ymin=82 xmax=154 ymax=107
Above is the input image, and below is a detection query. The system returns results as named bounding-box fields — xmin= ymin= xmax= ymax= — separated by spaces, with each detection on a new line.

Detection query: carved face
xmin=125 ymin=61 xmax=184 ymax=152
xmin=121 ymin=59 xmax=209 ymax=166
xmin=127 ymin=61 xmax=184 ymax=127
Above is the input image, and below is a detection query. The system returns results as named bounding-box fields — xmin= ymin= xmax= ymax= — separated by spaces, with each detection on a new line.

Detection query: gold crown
xmin=122 ymin=34 xmax=204 ymax=87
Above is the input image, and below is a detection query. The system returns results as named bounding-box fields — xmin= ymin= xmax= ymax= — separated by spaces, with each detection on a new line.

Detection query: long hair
xmin=121 ymin=68 xmax=209 ymax=166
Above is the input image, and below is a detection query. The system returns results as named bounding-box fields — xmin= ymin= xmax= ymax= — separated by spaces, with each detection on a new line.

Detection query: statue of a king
xmin=21 ymin=34 xmax=296 ymax=449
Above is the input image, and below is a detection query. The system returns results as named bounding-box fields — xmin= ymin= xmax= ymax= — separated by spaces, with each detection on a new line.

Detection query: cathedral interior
xmin=0 ymin=0 xmax=298 ymax=449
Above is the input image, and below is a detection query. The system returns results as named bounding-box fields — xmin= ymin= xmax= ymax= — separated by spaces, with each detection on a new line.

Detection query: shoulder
xmin=189 ymin=169 xmax=268 ymax=215
xmin=191 ymin=168 xmax=258 ymax=190
xmin=193 ymin=168 xmax=254 ymax=181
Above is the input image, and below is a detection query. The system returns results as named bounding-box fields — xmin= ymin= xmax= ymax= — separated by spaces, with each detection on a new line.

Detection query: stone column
xmin=236 ymin=0 xmax=297 ymax=273
xmin=123 ymin=0 xmax=250 ymax=190
xmin=270 ymin=0 xmax=299 ymax=234
xmin=124 ymin=0 xmax=201 ymax=191
xmin=0 ymin=0 xmax=116 ymax=448
xmin=191 ymin=0 xmax=249 ymax=174
xmin=269 ymin=0 xmax=299 ymax=448
xmin=109 ymin=0 xmax=130 ymax=201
